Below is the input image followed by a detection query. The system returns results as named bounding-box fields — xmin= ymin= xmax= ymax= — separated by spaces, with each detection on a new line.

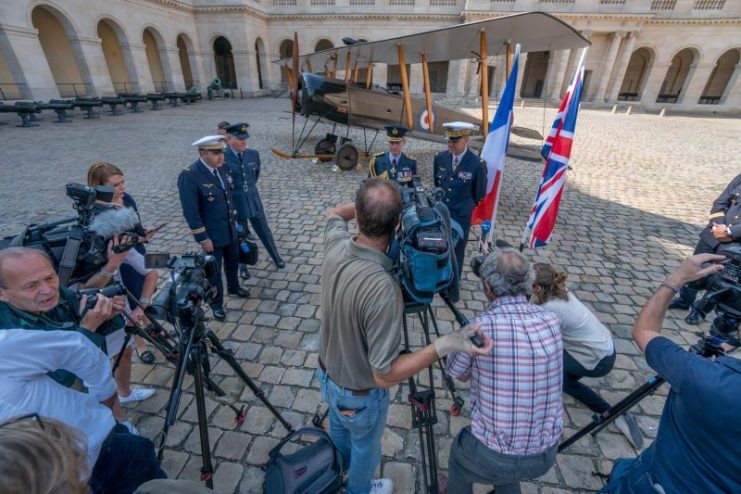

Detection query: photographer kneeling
xmin=318 ymin=179 xmax=492 ymax=494
xmin=531 ymin=263 xmax=643 ymax=449
xmin=0 ymin=248 xmax=124 ymax=399
xmin=600 ymin=254 xmax=741 ymax=494
xmin=0 ymin=328 xmax=166 ymax=493
xmin=446 ymin=248 xmax=563 ymax=494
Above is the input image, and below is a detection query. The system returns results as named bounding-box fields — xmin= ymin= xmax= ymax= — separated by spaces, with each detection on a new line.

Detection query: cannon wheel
xmin=314 ymin=138 xmax=336 ymax=162
xmin=335 ymin=143 xmax=359 ymax=171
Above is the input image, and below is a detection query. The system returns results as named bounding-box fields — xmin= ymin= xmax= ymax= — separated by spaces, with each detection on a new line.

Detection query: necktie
xmin=453 ymin=156 xmax=459 ymax=169
xmin=238 ymin=152 xmax=243 ymax=161
xmin=213 ymin=169 xmax=223 ymax=189
xmin=391 ymin=158 xmax=397 ymax=173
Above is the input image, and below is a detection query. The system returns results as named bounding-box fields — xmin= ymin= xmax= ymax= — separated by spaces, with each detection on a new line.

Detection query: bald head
xmin=0 ymin=248 xmax=59 ymax=313
xmin=355 ymin=179 xmax=402 ymax=239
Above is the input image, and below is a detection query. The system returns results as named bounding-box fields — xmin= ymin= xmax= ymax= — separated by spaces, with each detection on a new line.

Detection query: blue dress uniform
xmin=223 ymin=123 xmax=284 ymax=268
xmin=673 ymin=173 xmax=741 ymax=315
xmin=177 ymin=157 xmax=242 ymax=312
xmin=370 ymin=152 xmax=417 ymax=187
xmin=433 ymin=148 xmax=487 ymax=281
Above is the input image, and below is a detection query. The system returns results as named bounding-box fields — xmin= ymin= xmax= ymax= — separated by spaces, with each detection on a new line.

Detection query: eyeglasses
xmin=0 ymin=413 xmax=46 ymax=431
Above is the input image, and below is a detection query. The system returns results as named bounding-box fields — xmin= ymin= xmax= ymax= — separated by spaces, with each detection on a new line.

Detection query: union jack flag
xmin=524 ymin=62 xmax=584 ymax=249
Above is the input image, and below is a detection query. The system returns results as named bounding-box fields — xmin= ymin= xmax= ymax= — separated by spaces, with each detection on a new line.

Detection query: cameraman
xmin=0 ymin=328 xmax=166 ymax=492
xmin=318 ymin=179 xmax=491 ymax=494
xmin=446 ymin=248 xmax=563 ymax=494
xmin=669 ymin=173 xmax=741 ymax=323
xmin=0 ymin=248 xmax=124 ymax=398
xmin=600 ymin=253 xmax=741 ymax=494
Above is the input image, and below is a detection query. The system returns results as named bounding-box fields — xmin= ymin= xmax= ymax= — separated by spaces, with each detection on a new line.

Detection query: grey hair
xmin=0 ymin=248 xmax=53 ymax=289
xmin=478 ymin=247 xmax=534 ymax=297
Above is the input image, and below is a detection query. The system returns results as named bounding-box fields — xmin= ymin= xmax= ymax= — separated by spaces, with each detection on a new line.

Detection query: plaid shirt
xmin=448 ymin=294 xmax=563 ymax=455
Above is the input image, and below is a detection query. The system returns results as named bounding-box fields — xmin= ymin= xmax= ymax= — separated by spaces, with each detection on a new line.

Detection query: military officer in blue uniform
xmin=177 ymin=135 xmax=249 ymax=321
xmin=669 ymin=172 xmax=741 ymax=323
xmin=434 ymin=122 xmax=487 ymax=299
xmin=368 ymin=125 xmax=417 ymax=187
xmin=224 ymin=123 xmax=285 ymax=273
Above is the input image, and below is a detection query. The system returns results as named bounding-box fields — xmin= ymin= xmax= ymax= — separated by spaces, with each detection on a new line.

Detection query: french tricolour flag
xmin=470 ymin=45 xmax=520 ymax=230
xmin=523 ymin=53 xmax=585 ymax=249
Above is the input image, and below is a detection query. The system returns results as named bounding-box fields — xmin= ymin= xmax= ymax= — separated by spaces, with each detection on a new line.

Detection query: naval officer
xmin=368 ymin=125 xmax=417 ymax=187
xmin=177 ymin=135 xmax=249 ymax=321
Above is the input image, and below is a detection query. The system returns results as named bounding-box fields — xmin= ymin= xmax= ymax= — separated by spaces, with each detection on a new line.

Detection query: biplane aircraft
xmin=272 ymin=12 xmax=590 ymax=171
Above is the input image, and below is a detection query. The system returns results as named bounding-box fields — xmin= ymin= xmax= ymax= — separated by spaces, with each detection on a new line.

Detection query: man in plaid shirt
xmin=446 ymin=247 xmax=563 ymax=494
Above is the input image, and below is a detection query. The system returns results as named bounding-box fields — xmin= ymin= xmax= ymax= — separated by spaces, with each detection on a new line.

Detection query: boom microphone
xmin=87 ymin=207 xmax=142 ymax=238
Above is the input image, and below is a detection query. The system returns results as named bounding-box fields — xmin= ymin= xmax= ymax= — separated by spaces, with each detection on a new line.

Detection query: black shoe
xmin=212 ymin=307 xmax=226 ymax=321
xmin=685 ymin=310 xmax=701 ymax=325
xmin=275 ymin=258 xmax=286 ymax=269
xmin=228 ymin=287 xmax=250 ymax=298
xmin=239 ymin=265 xmax=251 ymax=280
xmin=669 ymin=299 xmax=690 ymax=311
xmin=245 ymin=232 xmax=256 ymax=241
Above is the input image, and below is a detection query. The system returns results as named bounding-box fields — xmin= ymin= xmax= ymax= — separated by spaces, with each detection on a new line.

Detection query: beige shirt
xmin=319 ymin=217 xmax=403 ymax=390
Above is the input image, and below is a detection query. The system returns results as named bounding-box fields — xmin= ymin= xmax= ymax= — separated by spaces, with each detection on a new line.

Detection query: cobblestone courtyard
xmin=0 ymin=98 xmax=739 ymax=493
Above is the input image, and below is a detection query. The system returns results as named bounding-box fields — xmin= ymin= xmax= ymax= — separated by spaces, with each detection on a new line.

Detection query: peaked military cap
xmin=192 ymin=135 xmax=226 ymax=151
xmin=384 ymin=125 xmax=409 ymax=142
xmin=225 ymin=122 xmax=250 ymax=139
xmin=443 ymin=121 xmax=475 ymax=140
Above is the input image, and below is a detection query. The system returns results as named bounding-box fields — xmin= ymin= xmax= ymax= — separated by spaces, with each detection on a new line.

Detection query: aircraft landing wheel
xmin=335 ymin=143 xmax=358 ymax=171
xmin=314 ymin=138 xmax=336 ymax=162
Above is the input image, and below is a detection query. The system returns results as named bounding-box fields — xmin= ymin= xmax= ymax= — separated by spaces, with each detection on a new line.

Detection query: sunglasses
xmin=0 ymin=413 xmax=46 ymax=431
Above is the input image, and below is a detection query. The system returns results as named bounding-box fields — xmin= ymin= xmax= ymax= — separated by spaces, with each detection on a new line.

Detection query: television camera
xmin=0 ymin=183 xmax=146 ymax=285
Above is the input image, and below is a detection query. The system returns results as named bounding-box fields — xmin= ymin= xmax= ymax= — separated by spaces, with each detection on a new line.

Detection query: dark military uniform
xmin=434 ymin=148 xmax=487 ymax=281
xmin=0 ymin=285 xmax=122 ymax=387
xmin=224 ymin=147 xmax=283 ymax=265
xmin=675 ymin=173 xmax=741 ymax=309
xmin=369 ymin=152 xmax=417 ymax=187
xmin=177 ymin=158 xmax=240 ymax=309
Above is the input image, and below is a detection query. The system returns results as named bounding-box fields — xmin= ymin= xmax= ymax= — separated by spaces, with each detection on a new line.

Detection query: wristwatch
xmin=139 ymin=298 xmax=152 ymax=305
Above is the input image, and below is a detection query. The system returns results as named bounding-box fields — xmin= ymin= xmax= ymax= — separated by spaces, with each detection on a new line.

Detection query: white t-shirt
xmin=0 ymin=329 xmax=117 ymax=469
xmin=542 ymin=293 xmax=614 ymax=370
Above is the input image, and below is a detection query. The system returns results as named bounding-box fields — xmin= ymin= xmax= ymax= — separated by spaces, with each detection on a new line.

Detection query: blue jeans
xmin=599 ymin=456 xmax=665 ymax=494
xmin=317 ymin=367 xmax=389 ymax=494
xmin=90 ymin=423 xmax=167 ymax=494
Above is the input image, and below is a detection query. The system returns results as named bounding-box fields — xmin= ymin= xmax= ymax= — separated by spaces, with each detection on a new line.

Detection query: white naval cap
xmin=192 ymin=135 xmax=226 ymax=151
xmin=442 ymin=121 xmax=476 ymax=140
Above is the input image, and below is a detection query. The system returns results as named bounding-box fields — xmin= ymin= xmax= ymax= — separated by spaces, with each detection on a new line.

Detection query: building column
xmin=1 ymin=25 xmax=58 ymax=99
xmin=125 ymin=43 xmax=153 ymax=94
xmin=640 ymin=61 xmax=671 ymax=107
xmin=595 ymin=32 xmax=624 ymax=102
xmin=721 ymin=62 xmax=741 ymax=107
xmin=194 ymin=49 xmax=216 ymax=89
xmin=74 ymin=36 xmax=114 ymax=97
xmin=514 ymin=52 xmax=527 ymax=99
xmin=161 ymin=47 xmax=185 ymax=91
xmin=409 ymin=63 xmax=423 ymax=95
xmin=607 ymin=32 xmax=637 ymax=102
xmin=446 ymin=59 xmax=467 ymax=98
xmin=548 ymin=48 xmax=571 ymax=102
xmin=233 ymin=49 xmax=259 ymax=92
xmin=372 ymin=63 xmax=387 ymax=88
xmin=677 ymin=62 xmax=715 ymax=107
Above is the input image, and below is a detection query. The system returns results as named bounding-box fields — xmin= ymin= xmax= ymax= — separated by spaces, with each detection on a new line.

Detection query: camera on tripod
xmin=393 ymin=176 xmax=461 ymax=304
xmin=78 ymin=281 xmax=128 ymax=310
xmin=0 ymin=183 xmax=146 ymax=285
xmin=144 ymin=253 xmax=218 ymax=324
xmin=687 ymin=244 xmax=741 ymax=353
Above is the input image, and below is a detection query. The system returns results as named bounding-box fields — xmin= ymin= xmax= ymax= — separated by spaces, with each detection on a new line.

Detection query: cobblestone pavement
xmin=0 ymin=99 xmax=739 ymax=493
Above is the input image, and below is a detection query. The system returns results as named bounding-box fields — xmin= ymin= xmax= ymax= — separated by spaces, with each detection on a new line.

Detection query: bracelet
xmin=139 ymin=298 xmax=151 ymax=305
xmin=659 ymin=280 xmax=680 ymax=294
xmin=99 ymin=268 xmax=116 ymax=279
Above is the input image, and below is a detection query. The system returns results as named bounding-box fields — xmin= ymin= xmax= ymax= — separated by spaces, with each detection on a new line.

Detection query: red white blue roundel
xmin=418 ymin=109 xmax=435 ymax=132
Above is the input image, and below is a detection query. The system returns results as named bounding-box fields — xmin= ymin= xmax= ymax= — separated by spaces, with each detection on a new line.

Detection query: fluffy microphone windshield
xmin=87 ymin=207 xmax=141 ymax=238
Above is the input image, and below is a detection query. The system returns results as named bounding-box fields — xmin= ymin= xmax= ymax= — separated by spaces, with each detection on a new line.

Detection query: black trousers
xmin=209 ymin=240 xmax=240 ymax=308
xmin=246 ymin=212 xmax=281 ymax=263
xmin=563 ymin=349 xmax=616 ymax=413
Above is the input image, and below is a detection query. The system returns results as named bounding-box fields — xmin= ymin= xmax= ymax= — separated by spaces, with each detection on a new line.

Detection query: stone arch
xmin=520 ymin=51 xmax=549 ymax=98
xmin=314 ymin=38 xmax=334 ymax=52
xmin=177 ymin=33 xmax=197 ymax=89
xmin=97 ymin=17 xmax=139 ymax=93
xmin=657 ymin=47 xmax=699 ymax=103
xmin=617 ymin=47 xmax=654 ymax=101
xmin=278 ymin=38 xmax=294 ymax=82
xmin=213 ymin=35 xmax=237 ymax=89
xmin=255 ymin=37 xmax=267 ymax=90
xmin=142 ymin=26 xmax=169 ymax=92
xmin=700 ymin=48 xmax=740 ymax=104
xmin=30 ymin=4 xmax=90 ymax=97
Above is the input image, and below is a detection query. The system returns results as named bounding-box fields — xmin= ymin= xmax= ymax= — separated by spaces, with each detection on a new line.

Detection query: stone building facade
xmin=0 ymin=0 xmax=739 ymax=113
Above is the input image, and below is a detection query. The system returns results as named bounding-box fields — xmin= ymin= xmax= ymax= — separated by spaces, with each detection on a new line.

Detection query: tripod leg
xmin=424 ymin=305 xmax=464 ymax=415
xmin=192 ymin=345 xmax=215 ymax=488
xmin=206 ymin=333 xmax=294 ymax=432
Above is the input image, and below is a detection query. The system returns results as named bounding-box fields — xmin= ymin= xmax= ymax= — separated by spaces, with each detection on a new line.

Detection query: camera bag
xmin=263 ymin=427 xmax=343 ymax=494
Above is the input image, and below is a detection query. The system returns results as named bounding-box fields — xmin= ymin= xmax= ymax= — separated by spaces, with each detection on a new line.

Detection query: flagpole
xmin=486 ymin=43 xmax=520 ymax=245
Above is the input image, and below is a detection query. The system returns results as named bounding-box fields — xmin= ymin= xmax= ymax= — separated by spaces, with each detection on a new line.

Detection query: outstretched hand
xmin=667 ymin=253 xmax=725 ymax=287
xmin=433 ymin=323 xmax=493 ymax=358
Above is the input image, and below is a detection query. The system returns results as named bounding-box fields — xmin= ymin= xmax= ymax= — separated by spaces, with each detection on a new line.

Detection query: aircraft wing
xmin=273 ymin=11 xmax=589 ymax=68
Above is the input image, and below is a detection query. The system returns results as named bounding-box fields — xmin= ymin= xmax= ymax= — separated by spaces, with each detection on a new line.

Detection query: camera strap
xmin=58 ymin=229 xmax=84 ymax=286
